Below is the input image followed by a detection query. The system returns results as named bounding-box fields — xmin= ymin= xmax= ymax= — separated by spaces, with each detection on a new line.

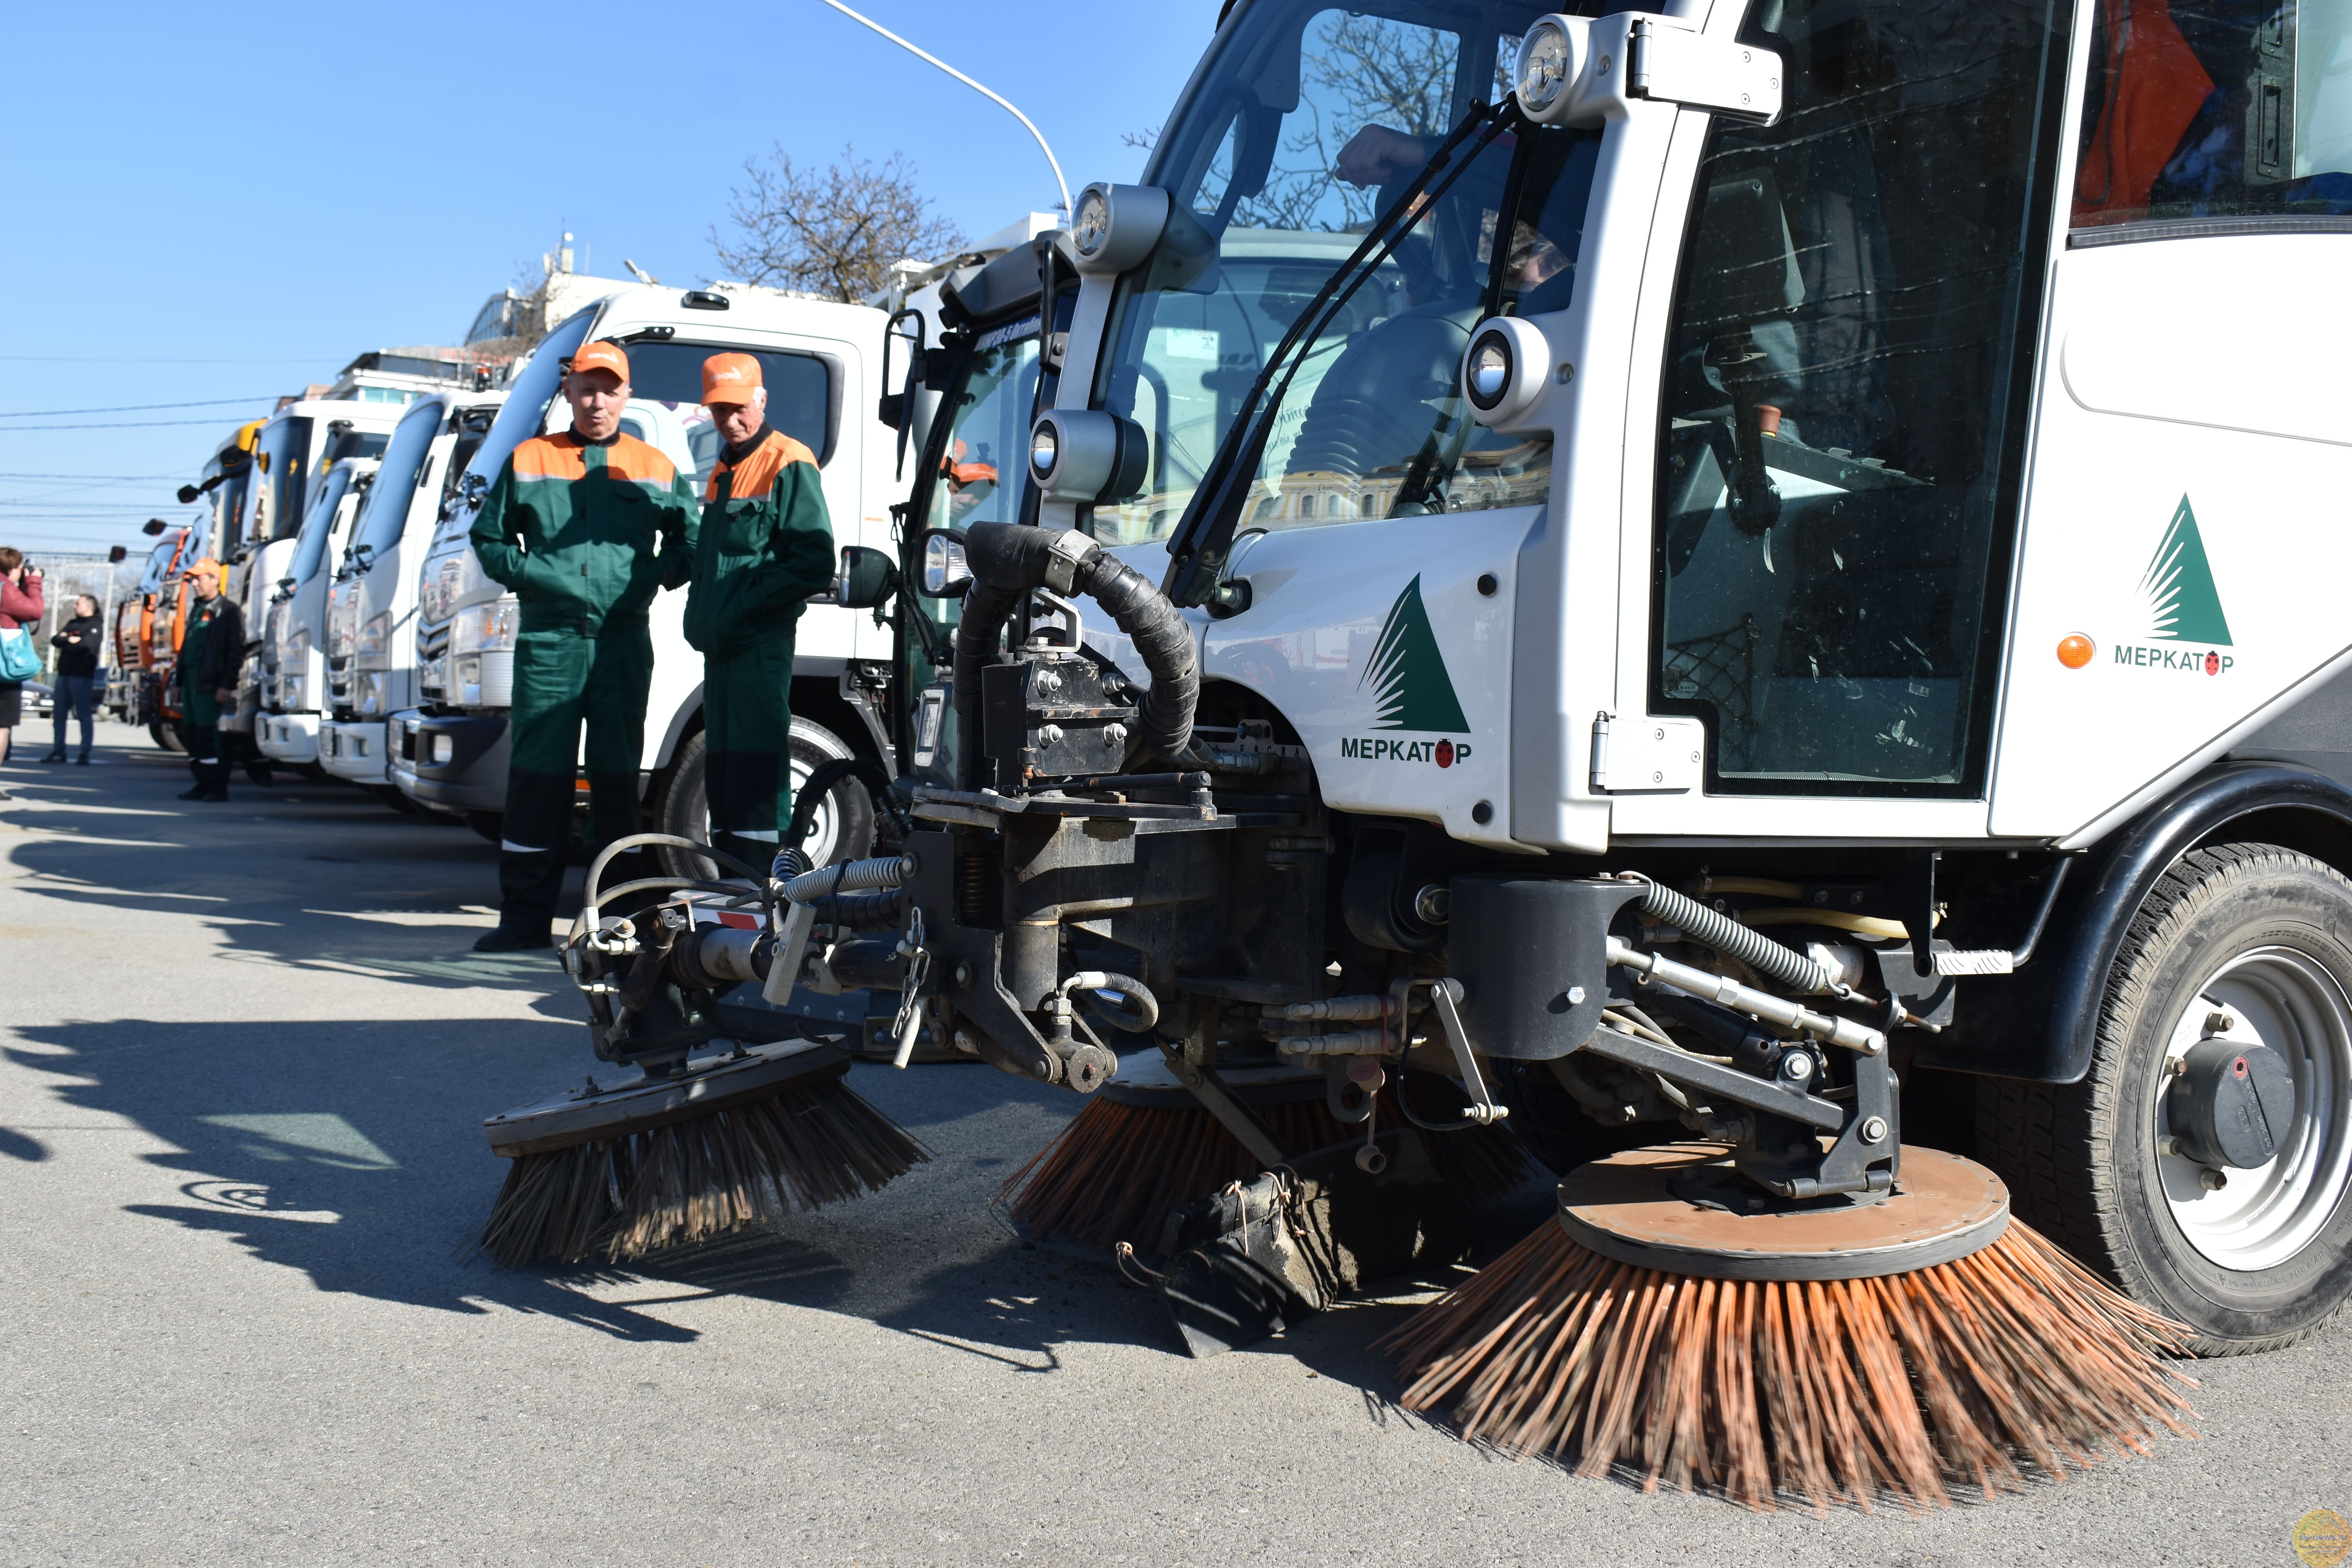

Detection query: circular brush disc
xmin=1556 ymin=1143 xmax=2009 ymax=1281
xmin=483 ymin=1039 xmax=853 ymax=1158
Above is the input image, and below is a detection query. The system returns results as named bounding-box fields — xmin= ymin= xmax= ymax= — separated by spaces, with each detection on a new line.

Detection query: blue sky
xmin=0 ymin=0 xmax=1214 ymax=559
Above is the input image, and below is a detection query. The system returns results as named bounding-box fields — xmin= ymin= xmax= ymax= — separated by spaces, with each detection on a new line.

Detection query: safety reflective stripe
xmin=499 ymin=840 xmax=559 ymax=855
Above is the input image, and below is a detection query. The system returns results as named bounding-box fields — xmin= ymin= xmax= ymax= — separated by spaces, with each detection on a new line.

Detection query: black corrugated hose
xmin=953 ymin=522 xmax=1198 ymax=789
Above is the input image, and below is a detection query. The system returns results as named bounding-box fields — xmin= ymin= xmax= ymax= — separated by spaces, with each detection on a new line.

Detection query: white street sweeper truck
xmin=501 ymin=0 xmax=2352 ymax=1503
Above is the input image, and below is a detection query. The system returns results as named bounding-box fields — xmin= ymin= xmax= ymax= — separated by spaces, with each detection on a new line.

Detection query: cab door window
xmin=1650 ymin=0 xmax=2074 ymax=795
xmin=2073 ymin=0 xmax=2352 ymax=229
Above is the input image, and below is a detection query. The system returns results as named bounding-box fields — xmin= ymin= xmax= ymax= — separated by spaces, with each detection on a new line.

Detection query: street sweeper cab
xmin=739 ymin=0 xmax=2351 ymax=1356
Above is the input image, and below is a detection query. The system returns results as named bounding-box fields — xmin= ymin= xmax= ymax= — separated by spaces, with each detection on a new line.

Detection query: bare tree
xmin=711 ymin=144 xmax=967 ymax=303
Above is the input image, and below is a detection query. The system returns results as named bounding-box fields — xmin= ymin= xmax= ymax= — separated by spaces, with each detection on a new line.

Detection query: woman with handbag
xmin=0 ymin=546 xmax=46 ymax=799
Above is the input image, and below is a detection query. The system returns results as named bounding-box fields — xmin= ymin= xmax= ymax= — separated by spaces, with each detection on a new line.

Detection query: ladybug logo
xmin=2205 ymin=651 xmax=2221 ymax=676
xmin=1436 ymin=740 xmax=1455 ymax=768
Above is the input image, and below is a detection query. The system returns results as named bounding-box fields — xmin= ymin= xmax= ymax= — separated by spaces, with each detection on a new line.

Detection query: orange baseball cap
xmin=702 ymin=352 xmax=763 ymax=406
xmin=568 ymin=340 xmax=631 ymax=383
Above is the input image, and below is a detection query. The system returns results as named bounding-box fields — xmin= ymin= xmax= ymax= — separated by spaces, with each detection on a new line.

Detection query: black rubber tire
xmin=650 ymin=723 xmax=873 ymax=880
xmin=464 ymin=811 xmax=504 ymax=845
xmin=1976 ymin=844 xmax=2352 ymax=1354
xmin=151 ymin=719 xmax=185 ymax=754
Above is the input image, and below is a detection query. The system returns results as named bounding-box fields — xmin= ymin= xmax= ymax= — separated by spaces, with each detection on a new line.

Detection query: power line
xmin=0 ymin=472 xmax=186 ymax=481
xmin=0 ymin=397 xmax=272 ymax=419
xmin=0 ymin=419 xmax=259 ymax=432
xmin=0 ymin=354 xmax=339 ymax=364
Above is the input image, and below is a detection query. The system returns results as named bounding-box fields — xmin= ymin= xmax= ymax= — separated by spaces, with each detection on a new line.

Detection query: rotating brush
xmin=472 ymin=833 xmax=931 ymax=1268
xmin=1380 ymin=1143 xmax=2197 ymax=1513
xmin=1000 ymin=1053 xmax=1535 ymax=1252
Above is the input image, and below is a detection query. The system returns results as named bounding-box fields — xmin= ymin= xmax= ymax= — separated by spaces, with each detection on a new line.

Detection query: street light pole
xmin=817 ymin=0 xmax=1074 ymax=216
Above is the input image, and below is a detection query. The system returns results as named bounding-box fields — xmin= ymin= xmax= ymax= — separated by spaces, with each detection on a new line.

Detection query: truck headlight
xmin=355 ymin=611 xmax=393 ymax=668
xmin=449 ymin=599 xmax=519 ymax=656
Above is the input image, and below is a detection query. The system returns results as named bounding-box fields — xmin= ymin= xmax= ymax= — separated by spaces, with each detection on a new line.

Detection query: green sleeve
xmin=657 ymin=470 xmax=699 ymax=591
xmin=468 ymin=457 xmax=529 ymax=591
xmin=746 ymin=460 xmax=837 ymax=624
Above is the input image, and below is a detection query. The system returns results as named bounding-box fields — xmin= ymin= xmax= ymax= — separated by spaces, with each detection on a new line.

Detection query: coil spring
xmin=956 ymin=852 xmax=996 ymax=927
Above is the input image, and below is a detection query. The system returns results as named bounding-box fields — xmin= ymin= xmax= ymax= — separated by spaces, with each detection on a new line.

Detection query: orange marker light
xmin=2057 ymin=633 xmax=2095 ymax=669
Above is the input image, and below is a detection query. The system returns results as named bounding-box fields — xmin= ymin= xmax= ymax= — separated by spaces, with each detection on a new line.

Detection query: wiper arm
xmin=1161 ymin=98 xmax=1520 ymax=608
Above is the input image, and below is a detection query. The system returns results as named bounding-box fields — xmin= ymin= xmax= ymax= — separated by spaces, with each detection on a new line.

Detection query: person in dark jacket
xmin=0 ymin=546 xmax=44 ymax=799
xmin=466 ymin=339 xmax=697 ymax=950
xmin=686 ymin=352 xmax=836 ymax=873
xmin=43 ymin=594 xmax=102 ymax=765
xmin=177 ymin=561 xmax=242 ymax=802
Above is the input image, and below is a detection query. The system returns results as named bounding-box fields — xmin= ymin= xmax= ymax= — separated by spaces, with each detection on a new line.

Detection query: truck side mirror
xmin=108 ymin=545 xmax=128 ymax=563
xmin=916 ymin=529 xmax=970 ymax=598
xmin=835 ymin=545 xmax=900 ymax=610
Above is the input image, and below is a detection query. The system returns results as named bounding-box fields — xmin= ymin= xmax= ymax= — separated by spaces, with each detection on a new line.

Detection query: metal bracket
xmin=1581 ymin=1024 xmax=1844 ymax=1132
xmin=1160 ymin=1044 xmax=1290 ymax=1168
xmin=1428 ymin=979 xmax=1508 ymax=1125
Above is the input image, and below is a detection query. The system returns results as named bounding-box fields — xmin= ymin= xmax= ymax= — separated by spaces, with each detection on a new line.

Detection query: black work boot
xmin=475 ymin=849 xmax=562 ymax=952
xmin=178 ymin=759 xmax=211 ymax=801
xmin=40 ymin=748 xmax=64 ymax=764
xmin=196 ymin=761 xmax=231 ymax=802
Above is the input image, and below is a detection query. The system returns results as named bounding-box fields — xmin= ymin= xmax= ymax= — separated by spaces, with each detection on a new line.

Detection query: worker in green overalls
xmin=176 ymin=559 xmax=243 ymax=802
xmin=685 ymin=352 xmax=837 ymax=874
xmin=467 ymin=339 xmax=698 ymax=951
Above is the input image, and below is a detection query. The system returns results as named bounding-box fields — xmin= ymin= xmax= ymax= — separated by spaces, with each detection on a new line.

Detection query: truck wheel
xmin=464 ymin=811 xmax=503 ymax=844
xmin=1977 ymin=844 xmax=2352 ymax=1354
xmin=370 ymin=784 xmax=424 ymax=817
xmin=652 ymin=722 xmax=873 ymax=879
xmin=152 ymin=720 xmax=185 ymax=754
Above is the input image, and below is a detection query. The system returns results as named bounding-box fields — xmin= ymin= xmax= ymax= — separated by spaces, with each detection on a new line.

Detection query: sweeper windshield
xmin=1094 ymin=0 xmax=1569 ymax=545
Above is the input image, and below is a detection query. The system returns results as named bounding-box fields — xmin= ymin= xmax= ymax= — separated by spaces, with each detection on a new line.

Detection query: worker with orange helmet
xmin=684 ymin=352 xmax=837 ymax=873
xmin=466 ymin=340 xmax=699 ymax=951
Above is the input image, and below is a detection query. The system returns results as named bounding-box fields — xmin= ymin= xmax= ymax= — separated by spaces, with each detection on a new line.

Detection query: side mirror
xmin=835 ymin=545 xmax=900 ymax=610
xmin=917 ymin=528 xmax=970 ymax=597
xmin=176 ymin=484 xmax=201 ymax=505
xmin=108 ymin=545 xmax=128 ymax=563
xmin=142 ymin=518 xmax=169 ymax=536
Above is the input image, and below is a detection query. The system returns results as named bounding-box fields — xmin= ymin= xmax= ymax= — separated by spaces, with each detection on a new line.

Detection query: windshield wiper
xmin=1160 ymin=98 xmax=1521 ymax=608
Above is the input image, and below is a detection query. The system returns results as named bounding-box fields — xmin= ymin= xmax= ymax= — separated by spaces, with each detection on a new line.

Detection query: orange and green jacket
xmin=470 ymin=431 xmax=697 ymax=638
xmin=684 ymin=426 xmax=835 ymax=656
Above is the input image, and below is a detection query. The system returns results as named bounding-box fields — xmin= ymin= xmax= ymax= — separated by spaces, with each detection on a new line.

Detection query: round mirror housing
xmin=1028 ymin=409 xmax=1149 ymax=503
xmin=834 ymin=544 xmax=899 ymax=609
xmin=1460 ymin=317 xmax=1553 ymax=432
xmin=1067 ymin=182 xmax=1173 ymax=276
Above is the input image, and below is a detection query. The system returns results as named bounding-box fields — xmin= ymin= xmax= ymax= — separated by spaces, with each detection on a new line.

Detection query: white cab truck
xmin=319 ymin=391 xmax=505 ymax=807
xmin=221 ymin=403 xmax=403 ymax=758
xmin=258 ymin=456 xmax=375 ymax=766
xmin=394 ymin=283 xmax=912 ymax=860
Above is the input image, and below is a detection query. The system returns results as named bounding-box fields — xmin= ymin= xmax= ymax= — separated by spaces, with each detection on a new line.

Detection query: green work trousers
xmin=497 ymin=625 xmax=655 ymax=929
xmin=703 ymin=638 xmax=795 ymax=849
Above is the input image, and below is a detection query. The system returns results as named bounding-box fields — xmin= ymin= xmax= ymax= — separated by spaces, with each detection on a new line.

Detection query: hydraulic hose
xmin=1617 ymin=871 xmax=1840 ymax=996
xmin=953 ymin=522 xmax=1198 ymax=788
xmin=783 ymin=854 xmax=915 ymax=904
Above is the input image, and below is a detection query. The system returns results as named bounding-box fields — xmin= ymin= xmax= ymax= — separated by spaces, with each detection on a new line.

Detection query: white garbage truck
xmin=318 ymin=390 xmax=505 ymax=811
xmin=258 ymin=456 xmax=376 ymax=767
xmin=394 ymin=281 xmax=927 ymax=860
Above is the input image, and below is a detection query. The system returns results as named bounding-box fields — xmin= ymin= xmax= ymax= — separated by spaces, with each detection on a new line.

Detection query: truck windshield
xmin=249 ymin=416 xmax=314 ymax=548
xmin=1092 ymin=0 xmax=1559 ymax=545
xmin=348 ymin=400 xmax=443 ymax=564
xmin=289 ymin=465 xmax=356 ymax=586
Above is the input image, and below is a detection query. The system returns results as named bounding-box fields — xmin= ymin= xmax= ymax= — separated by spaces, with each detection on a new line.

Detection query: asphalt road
xmin=2 ymin=730 xmax=2347 ymax=1568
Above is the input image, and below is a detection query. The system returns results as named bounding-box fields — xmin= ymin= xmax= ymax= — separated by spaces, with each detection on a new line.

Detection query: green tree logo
xmin=1361 ymin=575 xmax=1470 ymax=732
xmin=2141 ymin=496 xmax=2232 ymax=646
